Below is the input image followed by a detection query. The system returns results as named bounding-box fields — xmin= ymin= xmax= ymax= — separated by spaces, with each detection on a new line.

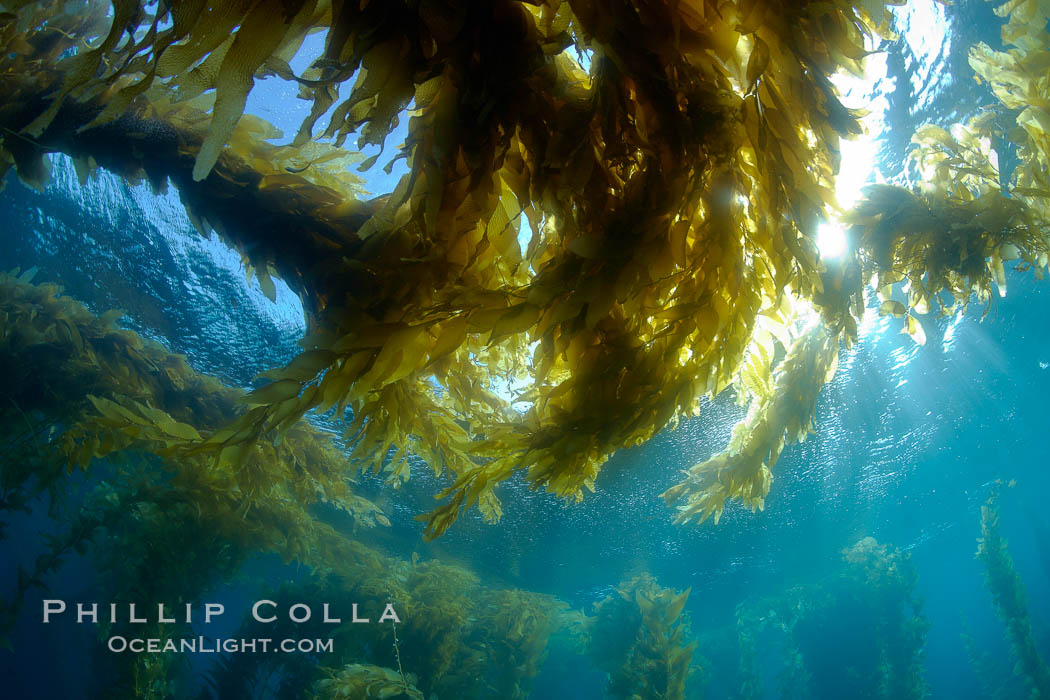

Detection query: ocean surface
xmin=1 ymin=0 xmax=1048 ymax=698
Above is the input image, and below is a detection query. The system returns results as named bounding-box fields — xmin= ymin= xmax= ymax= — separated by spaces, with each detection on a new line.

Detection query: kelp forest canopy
xmin=1 ymin=0 xmax=1049 ymax=539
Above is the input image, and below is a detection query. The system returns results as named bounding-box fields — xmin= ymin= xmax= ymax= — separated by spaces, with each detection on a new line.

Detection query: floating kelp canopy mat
xmin=1 ymin=0 xmax=1049 ymax=537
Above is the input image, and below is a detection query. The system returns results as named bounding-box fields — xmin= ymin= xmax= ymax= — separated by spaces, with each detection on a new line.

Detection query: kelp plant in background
xmin=976 ymin=486 xmax=1050 ymax=699
xmin=197 ymin=543 xmax=575 ymax=699
xmin=734 ymin=537 xmax=927 ymax=700
xmin=0 ymin=269 xmax=600 ymax=696
xmin=586 ymin=573 xmax=700 ymax=700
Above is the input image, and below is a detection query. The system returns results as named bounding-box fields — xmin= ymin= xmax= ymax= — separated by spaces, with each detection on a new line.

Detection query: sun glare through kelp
xmin=817 ymin=222 xmax=849 ymax=260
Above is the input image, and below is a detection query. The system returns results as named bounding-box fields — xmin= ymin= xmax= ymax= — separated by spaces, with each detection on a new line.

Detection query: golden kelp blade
xmin=662 ymin=323 xmax=840 ymax=525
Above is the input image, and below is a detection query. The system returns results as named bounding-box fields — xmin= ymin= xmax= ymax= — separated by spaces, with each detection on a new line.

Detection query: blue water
xmin=1 ymin=0 xmax=1048 ymax=698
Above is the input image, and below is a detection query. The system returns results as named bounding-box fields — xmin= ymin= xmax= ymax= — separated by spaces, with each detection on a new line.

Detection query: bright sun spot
xmin=817 ymin=222 xmax=847 ymax=259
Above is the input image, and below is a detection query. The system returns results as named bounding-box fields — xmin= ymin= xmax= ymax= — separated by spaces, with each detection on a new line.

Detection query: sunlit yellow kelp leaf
xmin=850 ymin=0 xmax=1050 ymax=327
xmin=845 ymin=148 xmax=1049 ymax=322
xmin=663 ymin=323 xmax=840 ymax=525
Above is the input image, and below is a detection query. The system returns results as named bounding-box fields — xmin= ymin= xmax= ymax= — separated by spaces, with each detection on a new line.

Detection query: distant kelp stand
xmin=1 ymin=0 xmax=1049 ymax=543
xmin=0 ymin=270 xmax=387 ymax=532
xmin=197 ymin=544 xmax=576 ymax=699
xmin=0 ymin=275 xmax=619 ymax=698
xmin=977 ymin=486 xmax=1050 ymax=699
xmin=0 ymin=270 xmax=386 ymax=654
xmin=734 ymin=537 xmax=928 ymax=700
xmin=586 ymin=573 xmax=701 ymax=700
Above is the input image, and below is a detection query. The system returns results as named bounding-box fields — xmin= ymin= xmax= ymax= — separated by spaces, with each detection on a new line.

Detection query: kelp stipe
xmin=186 ymin=540 xmax=575 ymax=699
xmin=662 ymin=323 xmax=841 ymax=525
xmin=962 ymin=623 xmax=1017 ymax=700
xmin=839 ymin=537 xmax=928 ymax=699
xmin=977 ymin=486 xmax=1050 ymax=699
xmin=735 ymin=593 xmax=812 ymax=700
xmin=586 ymin=573 xmax=701 ymax=700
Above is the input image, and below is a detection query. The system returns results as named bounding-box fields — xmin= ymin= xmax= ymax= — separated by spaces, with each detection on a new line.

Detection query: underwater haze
xmin=1 ymin=0 xmax=1049 ymax=698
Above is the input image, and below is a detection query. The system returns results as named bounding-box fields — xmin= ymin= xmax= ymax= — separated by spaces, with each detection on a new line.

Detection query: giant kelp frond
xmin=0 ymin=269 xmax=392 ymax=656
xmin=845 ymin=123 xmax=1050 ymax=319
xmin=662 ymin=322 xmax=840 ymax=524
xmin=756 ymin=0 xmax=1050 ymax=524
xmin=0 ymin=271 xmax=388 ymax=532
xmin=0 ymin=0 xmax=900 ymax=537
xmin=16 ymin=0 xmax=334 ymax=183
xmin=845 ymin=0 xmax=1050 ymax=323
xmin=462 ymin=589 xmax=566 ymax=699
xmin=587 ymin=572 xmax=699 ymax=700
xmin=236 ymin=540 xmax=573 ymax=698
xmin=7 ymin=0 xmax=1049 ymax=540
xmin=840 ymin=540 xmax=928 ymax=699
xmin=2 ymin=0 xmax=1047 ymax=545
xmin=735 ymin=587 xmax=814 ymax=700
xmin=0 ymin=270 xmax=577 ymax=696
xmin=660 ymin=0 xmax=1050 ymax=530
xmin=969 ymin=0 xmax=1050 ymax=202
xmin=0 ymin=2 xmax=369 ymax=306
xmin=977 ymin=487 xmax=1050 ymax=699
xmin=73 ymin=480 xmax=246 ymax=699
xmin=0 ymin=475 xmax=124 ymax=647
xmin=291 ymin=538 xmax=576 ymax=699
